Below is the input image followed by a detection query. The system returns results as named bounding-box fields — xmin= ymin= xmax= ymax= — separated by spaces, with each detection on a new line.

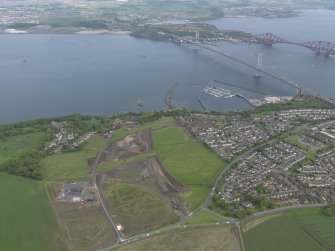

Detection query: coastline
xmin=1 ymin=28 xmax=132 ymax=35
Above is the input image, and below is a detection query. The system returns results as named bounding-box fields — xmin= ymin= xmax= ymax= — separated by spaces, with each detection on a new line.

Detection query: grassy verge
xmin=185 ymin=211 xmax=224 ymax=225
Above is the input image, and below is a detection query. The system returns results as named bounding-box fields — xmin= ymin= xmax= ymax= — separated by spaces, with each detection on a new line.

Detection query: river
xmin=0 ymin=10 xmax=334 ymax=124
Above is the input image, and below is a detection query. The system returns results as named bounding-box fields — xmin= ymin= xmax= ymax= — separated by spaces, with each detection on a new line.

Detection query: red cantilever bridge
xmin=252 ymin=33 xmax=335 ymax=57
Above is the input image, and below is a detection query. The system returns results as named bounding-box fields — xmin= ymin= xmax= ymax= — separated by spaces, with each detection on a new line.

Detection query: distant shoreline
xmin=75 ymin=30 xmax=132 ymax=35
xmin=1 ymin=28 xmax=132 ymax=35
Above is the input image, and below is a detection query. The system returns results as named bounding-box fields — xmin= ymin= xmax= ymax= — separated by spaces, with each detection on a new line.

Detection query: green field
xmin=243 ymin=208 xmax=335 ymax=251
xmin=185 ymin=210 xmax=224 ymax=225
xmin=110 ymin=117 xmax=174 ymax=143
xmin=0 ymin=131 xmax=46 ymax=164
xmin=130 ymin=116 xmax=175 ymax=133
xmin=104 ymin=181 xmax=178 ymax=236
xmin=116 ymin=226 xmax=241 ymax=251
xmin=42 ymin=135 xmax=108 ymax=180
xmin=153 ymin=126 xmax=226 ymax=210
xmin=0 ymin=173 xmax=59 ymax=251
xmin=296 ymin=216 xmax=335 ymax=250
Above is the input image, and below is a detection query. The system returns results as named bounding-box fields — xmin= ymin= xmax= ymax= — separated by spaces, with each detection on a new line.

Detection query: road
xmin=91 ymin=147 xmax=124 ymax=243
xmin=97 ymin=220 xmax=235 ymax=251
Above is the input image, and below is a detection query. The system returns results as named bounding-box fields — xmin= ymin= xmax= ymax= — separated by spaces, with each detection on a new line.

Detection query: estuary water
xmin=0 ymin=10 xmax=334 ymax=124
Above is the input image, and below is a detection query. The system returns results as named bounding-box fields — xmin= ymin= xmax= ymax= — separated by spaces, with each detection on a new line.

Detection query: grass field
xmin=153 ymin=126 xmax=226 ymax=210
xmin=110 ymin=117 xmax=174 ymax=142
xmin=42 ymin=135 xmax=108 ymax=180
xmin=130 ymin=117 xmax=175 ymax=133
xmin=0 ymin=173 xmax=60 ymax=251
xmin=116 ymin=226 xmax=241 ymax=251
xmin=104 ymin=181 xmax=178 ymax=236
xmin=0 ymin=131 xmax=46 ymax=164
xmin=185 ymin=211 xmax=224 ymax=225
xmin=295 ymin=216 xmax=335 ymax=250
xmin=243 ymin=207 xmax=335 ymax=251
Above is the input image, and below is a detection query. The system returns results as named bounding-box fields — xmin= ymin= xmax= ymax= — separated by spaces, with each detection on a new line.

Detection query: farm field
xmin=243 ymin=208 xmax=335 ymax=251
xmin=0 ymin=173 xmax=60 ymax=251
xmin=116 ymin=226 xmax=241 ymax=251
xmin=0 ymin=131 xmax=46 ymax=164
xmin=54 ymin=202 xmax=116 ymax=251
xmin=103 ymin=181 xmax=178 ymax=236
xmin=41 ymin=151 xmax=92 ymax=180
xmin=41 ymin=135 xmax=109 ymax=180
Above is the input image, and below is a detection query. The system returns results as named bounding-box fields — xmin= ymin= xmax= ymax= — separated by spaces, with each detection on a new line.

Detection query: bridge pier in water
xmin=255 ymin=53 xmax=263 ymax=78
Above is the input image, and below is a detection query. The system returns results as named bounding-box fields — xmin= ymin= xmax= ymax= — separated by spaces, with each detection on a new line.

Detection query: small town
xmin=45 ymin=121 xmax=96 ymax=153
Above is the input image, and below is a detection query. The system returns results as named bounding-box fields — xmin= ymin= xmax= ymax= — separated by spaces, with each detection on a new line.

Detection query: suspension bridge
xmin=251 ymin=33 xmax=335 ymax=57
xmin=166 ymin=33 xmax=335 ymax=107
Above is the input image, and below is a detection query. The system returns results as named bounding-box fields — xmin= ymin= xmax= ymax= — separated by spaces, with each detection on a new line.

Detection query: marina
xmin=202 ymin=87 xmax=236 ymax=98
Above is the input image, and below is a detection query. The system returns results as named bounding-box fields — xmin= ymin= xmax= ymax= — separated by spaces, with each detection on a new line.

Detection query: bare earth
xmin=97 ymin=157 xmax=189 ymax=218
xmin=51 ymin=186 xmax=117 ymax=251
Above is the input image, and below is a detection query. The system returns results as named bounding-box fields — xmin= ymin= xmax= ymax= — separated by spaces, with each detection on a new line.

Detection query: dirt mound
xmin=97 ymin=157 xmax=188 ymax=217
xmin=99 ymin=129 xmax=153 ymax=164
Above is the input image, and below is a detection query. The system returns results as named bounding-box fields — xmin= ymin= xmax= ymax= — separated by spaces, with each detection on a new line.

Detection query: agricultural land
xmin=242 ymin=207 xmax=335 ymax=251
xmin=116 ymin=226 xmax=241 ymax=251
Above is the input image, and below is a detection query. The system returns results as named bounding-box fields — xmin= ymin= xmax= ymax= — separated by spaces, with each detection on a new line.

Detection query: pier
xmin=165 ymin=82 xmax=179 ymax=110
xmin=196 ymin=96 xmax=208 ymax=112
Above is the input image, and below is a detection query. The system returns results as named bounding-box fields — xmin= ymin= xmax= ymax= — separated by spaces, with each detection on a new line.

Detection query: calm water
xmin=1 ymin=10 xmax=334 ymax=124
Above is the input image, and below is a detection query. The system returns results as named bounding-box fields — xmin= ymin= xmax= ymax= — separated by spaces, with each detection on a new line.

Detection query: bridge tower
xmin=195 ymin=31 xmax=200 ymax=43
xmin=255 ymin=53 xmax=263 ymax=78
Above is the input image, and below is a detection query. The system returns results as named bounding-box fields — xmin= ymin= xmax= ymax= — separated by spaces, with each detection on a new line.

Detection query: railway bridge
xmin=252 ymin=33 xmax=335 ymax=57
